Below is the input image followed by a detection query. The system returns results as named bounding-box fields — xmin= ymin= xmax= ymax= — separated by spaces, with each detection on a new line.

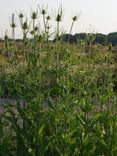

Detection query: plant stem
xmin=68 ymin=20 xmax=74 ymax=42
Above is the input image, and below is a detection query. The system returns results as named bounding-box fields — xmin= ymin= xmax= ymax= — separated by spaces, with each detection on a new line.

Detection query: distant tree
xmin=57 ymin=32 xmax=117 ymax=46
xmin=94 ymin=33 xmax=107 ymax=45
xmin=108 ymin=32 xmax=117 ymax=46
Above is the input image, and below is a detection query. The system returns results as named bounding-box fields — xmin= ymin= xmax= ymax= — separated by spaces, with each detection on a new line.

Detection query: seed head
xmin=30 ymin=26 xmax=38 ymax=35
xmin=72 ymin=12 xmax=81 ymax=22
xmin=10 ymin=13 xmax=17 ymax=28
xmin=56 ymin=14 xmax=62 ymax=22
xmin=56 ymin=8 xmax=63 ymax=22
xmin=47 ymin=25 xmax=50 ymax=30
xmin=46 ymin=15 xmax=51 ymax=20
xmin=42 ymin=9 xmax=46 ymax=15
xmin=19 ymin=12 xmax=24 ymax=19
xmin=22 ymin=20 xmax=28 ymax=30
xmin=31 ymin=10 xmax=38 ymax=20
xmin=39 ymin=5 xmax=47 ymax=15
xmin=11 ymin=23 xmax=16 ymax=28
xmin=72 ymin=16 xmax=78 ymax=21
xmin=34 ymin=26 xmax=38 ymax=32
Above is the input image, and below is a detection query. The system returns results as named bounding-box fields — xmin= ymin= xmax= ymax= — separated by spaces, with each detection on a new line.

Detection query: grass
xmin=0 ymin=6 xmax=117 ymax=156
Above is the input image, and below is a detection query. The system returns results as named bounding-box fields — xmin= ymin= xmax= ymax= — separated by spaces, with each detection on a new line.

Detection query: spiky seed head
xmin=47 ymin=26 xmax=50 ymax=30
xmin=39 ymin=5 xmax=48 ymax=15
xmin=72 ymin=16 xmax=77 ymax=21
xmin=31 ymin=11 xmax=38 ymax=19
xmin=46 ymin=15 xmax=51 ymax=20
xmin=19 ymin=12 xmax=24 ymax=19
xmin=11 ymin=23 xmax=16 ymax=28
xmin=56 ymin=14 xmax=62 ymax=22
xmin=10 ymin=13 xmax=17 ymax=28
xmin=72 ymin=12 xmax=81 ymax=22
xmin=22 ymin=21 xmax=28 ymax=30
xmin=34 ymin=26 xmax=38 ymax=32
xmin=42 ymin=9 xmax=46 ymax=15
xmin=55 ymin=7 xmax=63 ymax=22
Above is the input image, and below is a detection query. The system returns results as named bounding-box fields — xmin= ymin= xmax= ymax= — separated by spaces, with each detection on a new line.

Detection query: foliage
xmin=0 ymin=6 xmax=117 ymax=156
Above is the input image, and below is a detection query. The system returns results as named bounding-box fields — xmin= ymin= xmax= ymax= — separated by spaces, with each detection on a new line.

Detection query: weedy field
xmin=0 ymin=6 xmax=117 ymax=156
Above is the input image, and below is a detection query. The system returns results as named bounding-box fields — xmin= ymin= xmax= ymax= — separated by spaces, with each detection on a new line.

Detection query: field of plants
xmin=0 ymin=6 xmax=117 ymax=156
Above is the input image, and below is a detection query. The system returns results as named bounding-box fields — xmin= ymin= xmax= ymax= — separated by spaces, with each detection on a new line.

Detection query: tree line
xmin=62 ymin=32 xmax=117 ymax=46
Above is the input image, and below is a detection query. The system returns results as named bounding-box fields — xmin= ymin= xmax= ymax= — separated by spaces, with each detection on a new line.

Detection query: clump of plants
xmin=0 ymin=5 xmax=117 ymax=156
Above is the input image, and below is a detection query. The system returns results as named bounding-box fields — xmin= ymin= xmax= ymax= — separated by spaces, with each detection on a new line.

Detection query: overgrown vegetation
xmin=0 ymin=6 xmax=117 ymax=156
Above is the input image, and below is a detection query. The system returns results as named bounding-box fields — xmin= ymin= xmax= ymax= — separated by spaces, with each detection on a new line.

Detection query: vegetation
xmin=62 ymin=32 xmax=117 ymax=46
xmin=0 ymin=6 xmax=117 ymax=156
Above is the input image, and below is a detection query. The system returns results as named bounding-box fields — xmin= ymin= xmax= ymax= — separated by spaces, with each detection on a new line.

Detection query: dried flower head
xmin=72 ymin=16 xmax=78 ymax=21
xmin=19 ymin=12 xmax=24 ymax=19
xmin=56 ymin=7 xmax=63 ymax=22
xmin=10 ymin=13 xmax=17 ymax=28
xmin=39 ymin=5 xmax=48 ymax=15
xmin=47 ymin=25 xmax=50 ymax=30
xmin=46 ymin=15 xmax=51 ymax=20
xmin=72 ymin=12 xmax=81 ymax=22
xmin=31 ymin=10 xmax=38 ymax=20
xmin=22 ymin=20 xmax=28 ymax=30
xmin=34 ymin=26 xmax=38 ymax=32
xmin=42 ymin=9 xmax=46 ymax=15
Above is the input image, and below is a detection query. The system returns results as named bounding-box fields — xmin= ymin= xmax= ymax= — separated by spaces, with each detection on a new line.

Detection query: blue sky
xmin=0 ymin=0 xmax=117 ymax=38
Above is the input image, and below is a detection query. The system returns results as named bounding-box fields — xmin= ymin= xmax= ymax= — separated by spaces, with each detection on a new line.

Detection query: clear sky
xmin=0 ymin=0 xmax=117 ymax=38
